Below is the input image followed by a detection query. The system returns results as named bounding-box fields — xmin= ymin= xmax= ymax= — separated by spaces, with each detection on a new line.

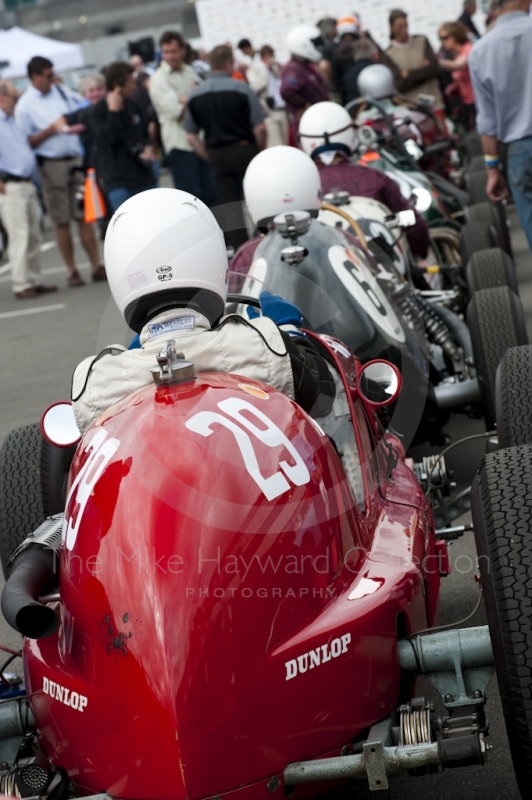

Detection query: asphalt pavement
xmin=0 ymin=198 xmax=531 ymax=799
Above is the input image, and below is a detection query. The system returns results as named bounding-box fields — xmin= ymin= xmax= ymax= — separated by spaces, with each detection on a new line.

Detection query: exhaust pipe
xmin=1 ymin=546 xmax=59 ymax=639
xmin=429 ymin=377 xmax=480 ymax=410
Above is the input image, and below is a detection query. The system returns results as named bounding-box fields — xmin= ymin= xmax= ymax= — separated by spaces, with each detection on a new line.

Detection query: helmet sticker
xmin=127 ymin=271 xmax=149 ymax=289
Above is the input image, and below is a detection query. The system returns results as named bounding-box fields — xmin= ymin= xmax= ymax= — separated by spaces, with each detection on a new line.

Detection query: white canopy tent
xmin=0 ymin=26 xmax=84 ymax=80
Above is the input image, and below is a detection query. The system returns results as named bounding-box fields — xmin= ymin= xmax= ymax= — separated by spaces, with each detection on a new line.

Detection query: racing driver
xmin=231 ymin=140 xmax=429 ymax=278
xmin=71 ymin=188 xmax=335 ymax=433
xmin=298 ymin=101 xmax=430 ymax=258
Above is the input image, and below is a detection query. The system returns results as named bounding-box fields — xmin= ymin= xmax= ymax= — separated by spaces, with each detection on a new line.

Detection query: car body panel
xmin=24 ymin=345 xmax=439 ymax=799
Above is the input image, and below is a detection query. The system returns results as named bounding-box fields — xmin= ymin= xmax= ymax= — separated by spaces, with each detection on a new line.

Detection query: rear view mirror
xmin=409 ymin=187 xmax=432 ymax=213
xmin=40 ymin=402 xmax=82 ymax=448
xmin=357 ymin=360 xmax=402 ymax=407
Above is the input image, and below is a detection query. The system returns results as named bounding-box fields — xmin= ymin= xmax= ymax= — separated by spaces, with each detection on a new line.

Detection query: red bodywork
xmin=24 ymin=336 xmax=441 ymax=799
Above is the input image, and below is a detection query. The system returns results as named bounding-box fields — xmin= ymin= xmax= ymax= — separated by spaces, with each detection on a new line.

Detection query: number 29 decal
xmin=63 ymin=429 xmax=120 ymax=551
xmin=185 ymin=397 xmax=311 ymax=501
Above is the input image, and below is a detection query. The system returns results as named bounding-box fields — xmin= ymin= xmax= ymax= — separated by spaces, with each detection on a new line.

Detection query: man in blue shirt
xmin=469 ymin=0 xmax=532 ymax=249
xmin=16 ymin=56 xmax=105 ymax=287
xmin=0 ymin=81 xmax=56 ymax=298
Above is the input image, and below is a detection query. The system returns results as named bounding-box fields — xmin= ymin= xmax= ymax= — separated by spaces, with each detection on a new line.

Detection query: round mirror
xmin=357 ymin=360 xmax=402 ymax=407
xmin=40 ymin=402 xmax=82 ymax=448
xmin=410 ymin=187 xmax=432 ymax=213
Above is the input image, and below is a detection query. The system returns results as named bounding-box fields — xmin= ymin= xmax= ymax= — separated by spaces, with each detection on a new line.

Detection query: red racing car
xmin=0 ymin=301 xmax=525 ymax=799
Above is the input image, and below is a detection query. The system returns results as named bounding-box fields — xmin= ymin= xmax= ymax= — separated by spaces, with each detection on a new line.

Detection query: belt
xmin=0 ymin=173 xmax=32 ymax=183
xmin=38 ymin=156 xmax=77 ymax=163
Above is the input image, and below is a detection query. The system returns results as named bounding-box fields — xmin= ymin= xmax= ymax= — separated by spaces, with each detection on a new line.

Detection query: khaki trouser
xmin=266 ymin=109 xmax=289 ymax=148
xmin=0 ymin=181 xmax=41 ymax=293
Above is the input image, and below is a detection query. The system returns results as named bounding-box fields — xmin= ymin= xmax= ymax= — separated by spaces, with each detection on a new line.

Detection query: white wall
xmin=196 ymin=0 xmax=485 ymax=61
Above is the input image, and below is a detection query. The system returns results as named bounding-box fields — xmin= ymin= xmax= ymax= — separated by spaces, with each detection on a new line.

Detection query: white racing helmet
xmin=243 ymin=146 xmax=322 ymax=227
xmin=104 ymin=188 xmax=228 ymax=332
xmin=299 ymin=102 xmax=357 ymax=163
xmin=286 ymin=25 xmax=324 ymax=63
xmin=357 ymin=63 xmax=397 ymax=100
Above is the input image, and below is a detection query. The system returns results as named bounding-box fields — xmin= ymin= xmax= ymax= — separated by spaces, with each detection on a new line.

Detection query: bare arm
xmin=186 ymin=132 xmax=209 ymax=161
xmin=481 ymin=134 xmax=509 ymax=201
xmin=253 ymin=122 xmax=267 ymax=150
xmin=28 ymin=117 xmax=65 ymax=149
xmin=439 ymin=53 xmax=469 ymax=71
xmin=318 ymin=59 xmax=333 ymax=88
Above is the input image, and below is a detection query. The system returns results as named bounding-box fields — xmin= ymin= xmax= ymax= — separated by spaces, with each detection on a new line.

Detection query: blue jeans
xmin=166 ymin=149 xmax=216 ymax=207
xmin=107 ymin=184 xmax=157 ymax=214
xmin=507 ymin=136 xmax=532 ymax=251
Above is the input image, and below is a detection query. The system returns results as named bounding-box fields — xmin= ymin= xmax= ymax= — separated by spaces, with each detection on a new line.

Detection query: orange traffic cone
xmin=84 ymin=168 xmax=106 ymax=224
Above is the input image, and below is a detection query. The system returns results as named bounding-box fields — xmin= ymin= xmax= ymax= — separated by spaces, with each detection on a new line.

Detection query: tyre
xmin=467 ymin=286 xmax=528 ymax=429
xmin=467 ymin=170 xmax=490 ymax=204
xmin=495 ymin=345 xmax=532 ymax=447
xmin=467 ymin=202 xmax=493 ymax=228
xmin=0 ymin=425 xmax=44 ymax=577
xmin=460 ymin=221 xmax=495 ymax=267
xmin=493 ymin=201 xmax=513 ymax=257
xmin=467 ymin=155 xmax=486 ymax=173
xmin=464 ymin=131 xmax=483 ymax=159
xmin=0 ymin=425 xmax=75 ymax=577
xmin=467 ymin=202 xmax=512 ymax=257
xmin=466 ymin=247 xmax=518 ymax=296
xmin=472 ymin=445 xmax=532 ymax=800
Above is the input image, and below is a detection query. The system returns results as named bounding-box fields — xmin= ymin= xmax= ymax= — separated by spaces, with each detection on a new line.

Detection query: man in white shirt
xmin=16 ymin=56 xmax=105 ymax=287
xmin=0 ymin=81 xmax=56 ymax=298
xmin=149 ymin=31 xmax=215 ymax=205
xmin=247 ymin=46 xmax=288 ymax=147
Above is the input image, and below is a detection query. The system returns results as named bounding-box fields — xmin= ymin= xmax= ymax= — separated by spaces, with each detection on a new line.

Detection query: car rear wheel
xmin=466 ymin=247 xmax=518 ymax=296
xmin=0 ymin=425 xmax=44 ymax=577
xmin=472 ymin=445 xmax=532 ymax=800
xmin=0 ymin=424 xmax=75 ymax=577
xmin=495 ymin=345 xmax=532 ymax=448
xmin=467 ymin=286 xmax=528 ymax=429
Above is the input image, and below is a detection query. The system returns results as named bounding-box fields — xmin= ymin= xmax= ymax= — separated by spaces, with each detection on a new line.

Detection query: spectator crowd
xmin=0 ymin=0 xmax=529 ymax=298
